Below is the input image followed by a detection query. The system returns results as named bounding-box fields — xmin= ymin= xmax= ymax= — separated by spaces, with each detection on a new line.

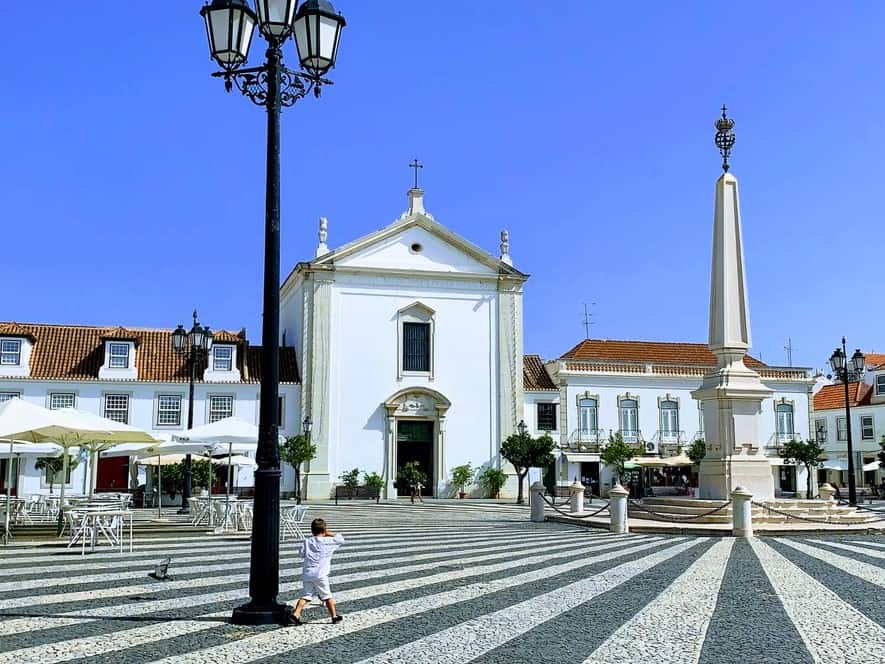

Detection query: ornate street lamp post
xmin=171 ymin=311 xmax=214 ymax=513
xmin=199 ymin=0 xmax=345 ymax=626
xmin=829 ymin=339 xmax=865 ymax=506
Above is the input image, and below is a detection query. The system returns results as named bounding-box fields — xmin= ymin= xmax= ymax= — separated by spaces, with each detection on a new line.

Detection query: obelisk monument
xmin=692 ymin=107 xmax=775 ymax=500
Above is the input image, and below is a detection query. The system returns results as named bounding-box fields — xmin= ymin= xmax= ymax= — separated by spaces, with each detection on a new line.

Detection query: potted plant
xmin=479 ymin=466 xmax=508 ymax=499
xmin=450 ymin=463 xmax=473 ymax=499
xmin=339 ymin=468 xmax=360 ymax=498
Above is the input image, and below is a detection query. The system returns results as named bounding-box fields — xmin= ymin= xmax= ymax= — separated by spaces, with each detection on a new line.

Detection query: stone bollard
xmin=608 ymin=483 xmax=629 ymax=534
xmin=569 ymin=480 xmax=585 ymax=514
xmin=818 ymin=483 xmax=835 ymax=502
xmin=530 ymin=482 xmax=546 ymax=522
xmin=731 ymin=486 xmax=753 ymax=538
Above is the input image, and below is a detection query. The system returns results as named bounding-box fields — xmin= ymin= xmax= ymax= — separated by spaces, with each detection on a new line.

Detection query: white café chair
xmin=280 ymin=505 xmax=309 ymax=541
xmin=237 ymin=502 xmax=253 ymax=530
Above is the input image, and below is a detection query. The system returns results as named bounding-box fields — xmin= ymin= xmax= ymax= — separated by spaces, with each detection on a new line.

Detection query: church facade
xmin=281 ymin=187 xmax=526 ymax=499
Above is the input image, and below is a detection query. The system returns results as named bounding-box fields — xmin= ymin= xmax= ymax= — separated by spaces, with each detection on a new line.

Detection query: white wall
xmin=327 ymin=276 xmax=499 ymax=486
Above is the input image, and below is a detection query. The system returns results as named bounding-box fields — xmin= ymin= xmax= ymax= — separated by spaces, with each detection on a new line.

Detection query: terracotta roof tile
xmin=211 ymin=330 xmax=245 ymax=344
xmin=524 ymin=355 xmax=557 ymax=391
xmin=0 ymin=322 xmax=36 ymax=340
xmin=864 ymin=352 xmax=885 ymax=368
xmin=100 ymin=326 xmax=140 ymax=344
xmin=0 ymin=322 xmax=299 ymax=384
xmin=560 ymin=339 xmax=766 ymax=368
xmin=813 ymin=382 xmax=873 ymax=410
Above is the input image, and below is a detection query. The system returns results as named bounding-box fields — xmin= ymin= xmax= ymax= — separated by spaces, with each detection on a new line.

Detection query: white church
xmin=0 ymin=178 xmax=816 ymax=501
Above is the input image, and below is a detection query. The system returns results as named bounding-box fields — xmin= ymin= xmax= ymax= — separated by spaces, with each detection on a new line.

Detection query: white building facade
xmin=522 ymin=339 xmax=816 ymax=497
xmin=0 ymin=323 xmax=301 ymax=499
xmin=280 ymin=188 xmax=526 ymax=499
xmin=813 ymin=353 xmax=885 ymax=490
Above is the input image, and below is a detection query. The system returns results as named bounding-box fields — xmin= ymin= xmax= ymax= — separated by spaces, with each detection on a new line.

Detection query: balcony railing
xmin=765 ymin=432 xmax=800 ymax=456
xmin=563 ymin=429 xmax=645 ymax=453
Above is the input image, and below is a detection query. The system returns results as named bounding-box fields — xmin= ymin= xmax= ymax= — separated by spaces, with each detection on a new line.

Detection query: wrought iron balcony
xmin=566 ymin=429 xmax=607 ymax=452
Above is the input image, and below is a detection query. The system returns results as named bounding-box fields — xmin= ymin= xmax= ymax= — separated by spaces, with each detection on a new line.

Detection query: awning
xmin=769 ymin=458 xmax=793 ymax=466
xmin=819 ymin=459 xmax=881 ymax=472
xmin=562 ymin=453 xmax=601 ymax=463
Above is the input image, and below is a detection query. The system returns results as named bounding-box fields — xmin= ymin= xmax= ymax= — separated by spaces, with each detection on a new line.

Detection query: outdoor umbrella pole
xmin=157 ymin=456 xmax=162 ymax=520
xmin=56 ymin=448 xmax=69 ymax=536
xmin=226 ymin=442 xmax=232 ymax=529
xmin=4 ymin=440 xmax=12 ymax=543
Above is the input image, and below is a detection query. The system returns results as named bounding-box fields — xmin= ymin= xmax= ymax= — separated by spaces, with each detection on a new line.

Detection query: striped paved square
xmin=0 ymin=502 xmax=883 ymax=663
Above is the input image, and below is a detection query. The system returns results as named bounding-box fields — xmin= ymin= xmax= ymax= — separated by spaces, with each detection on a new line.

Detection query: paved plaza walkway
xmin=0 ymin=502 xmax=883 ymax=663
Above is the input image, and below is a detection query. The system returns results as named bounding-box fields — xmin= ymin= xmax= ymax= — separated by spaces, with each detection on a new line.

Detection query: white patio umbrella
xmin=171 ymin=417 xmax=269 ymax=528
xmin=53 ymin=409 xmax=159 ymax=498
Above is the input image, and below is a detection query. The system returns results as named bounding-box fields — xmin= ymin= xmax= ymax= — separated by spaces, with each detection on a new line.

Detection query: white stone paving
xmin=0 ymin=503 xmax=883 ymax=663
xmin=750 ymin=538 xmax=885 ymax=663
xmin=582 ymin=538 xmax=734 ymax=664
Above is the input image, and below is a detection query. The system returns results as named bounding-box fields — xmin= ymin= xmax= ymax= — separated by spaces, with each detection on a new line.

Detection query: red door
xmin=96 ymin=457 xmax=129 ymax=491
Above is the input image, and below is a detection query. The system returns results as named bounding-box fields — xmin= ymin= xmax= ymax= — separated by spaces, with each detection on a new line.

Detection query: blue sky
xmin=3 ymin=2 xmax=883 ymax=372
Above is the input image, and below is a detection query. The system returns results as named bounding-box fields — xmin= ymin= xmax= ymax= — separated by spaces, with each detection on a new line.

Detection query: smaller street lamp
xmin=517 ymin=420 xmax=528 ymax=438
xmin=828 ymin=338 xmax=865 ymax=506
xmin=172 ymin=310 xmax=215 ymax=513
xmin=302 ymin=415 xmax=312 ymax=438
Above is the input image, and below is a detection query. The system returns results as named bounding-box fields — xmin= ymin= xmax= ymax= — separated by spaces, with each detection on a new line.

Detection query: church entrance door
xmin=396 ymin=420 xmax=434 ymax=497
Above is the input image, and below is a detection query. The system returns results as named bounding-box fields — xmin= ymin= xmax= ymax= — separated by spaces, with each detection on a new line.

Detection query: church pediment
xmin=312 ymin=214 xmax=526 ymax=279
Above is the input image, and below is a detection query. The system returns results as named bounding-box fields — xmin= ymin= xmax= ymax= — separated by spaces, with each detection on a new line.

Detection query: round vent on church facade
xmin=410 ymin=242 xmax=423 ymax=253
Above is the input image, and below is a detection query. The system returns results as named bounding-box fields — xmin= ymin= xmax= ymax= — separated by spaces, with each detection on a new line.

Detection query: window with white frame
xmin=1 ymin=340 xmax=21 ymax=365
xmin=103 ymin=394 xmax=129 ymax=424
xmin=660 ymin=400 xmax=679 ymax=437
xmin=278 ymin=395 xmax=286 ymax=428
xmin=877 ymin=374 xmax=885 ymax=396
xmin=396 ymin=303 xmax=435 ymax=379
xmin=776 ymin=403 xmax=794 ymax=441
xmin=108 ymin=343 xmax=130 ymax=369
xmin=157 ymin=395 xmax=182 ymax=426
xmin=579 ymin=398 xmax=597 ymax=435
xmin=0 ymin=392 xmax=21 ymax=403
xmin=49 ymin=393 xmax=75 ymax=410
xmin=815 ymin=418 xmax=827 ymax=443
xmin=861 ymin=415 xmax=874 ymax=440
xmin=619 ymin=398 xmax=639 ymax=439
xmin=536 ymin=403 xmax=557 ymax=431
xmin=209 ymin=395 xmax=234 ymax=423
xmin=836 ymin=416 xmax=847 ymax=442
xmin=213 ymin=345 xmax=233 ymax=372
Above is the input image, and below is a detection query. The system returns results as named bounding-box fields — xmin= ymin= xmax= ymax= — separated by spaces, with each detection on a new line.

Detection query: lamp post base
xmin=230 ymin=599 xmax=291 ymax=625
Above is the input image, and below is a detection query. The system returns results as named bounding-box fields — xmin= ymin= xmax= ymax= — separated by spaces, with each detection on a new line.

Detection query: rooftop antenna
xmin=784 ymin=337 xmax=793 ymax=367
xmin=581 ymin=302 xmax=596 ymax=339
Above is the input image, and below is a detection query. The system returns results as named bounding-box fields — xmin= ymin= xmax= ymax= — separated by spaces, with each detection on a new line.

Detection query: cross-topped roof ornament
xmin=409 ymin=158 xmax=423 ymax=190
xmin=714 ymin=104 xmax=736 ymax=173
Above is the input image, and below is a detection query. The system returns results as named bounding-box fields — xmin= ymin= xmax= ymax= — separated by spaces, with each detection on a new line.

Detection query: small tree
xmin=600 ymin=432 xmax=634 ymax=485
xmin=500 ymin=432 xmax=556 ymax=504
xmin=281 ymin=434 xmax=317 ymax=504
xmin=479 ymin=466 xmax=508 ymax=498
xmin=878 ymin=435 xmax=885 ymax=470
xmin=450 ymin=463 xmax=474 ymax=497
xmin=339 ymin=467 xmax=360 ymax=490
xmin=397 ymin=461 xmax=427 ymax=488
xmin=158 ymin=459 xmax=212 ymax=500
xmin=688 ymin=438 xmax=706 ymax=466
xmin=363 ymin=471 xmax=384 ymax=491
xmin=782 ymin=437 xmax=825 ymax=499
xmin=35 ymin=455 xmax=79 ymax=495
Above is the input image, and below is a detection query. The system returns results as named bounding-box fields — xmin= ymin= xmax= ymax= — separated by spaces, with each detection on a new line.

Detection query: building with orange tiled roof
xmin=811 ymin=356 xmax=885 ymax=489
xmin=0 ymin=321 xmax=300 ymax=498
xmin=524 ymin=337 xmax=816 ymax=498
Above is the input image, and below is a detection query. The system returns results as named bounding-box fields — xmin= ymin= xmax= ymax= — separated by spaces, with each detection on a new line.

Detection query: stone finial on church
xmin=316 ymin=217 xmax=329 ymax=257
xmin=500 ymin=229 xmax=512 ymax=265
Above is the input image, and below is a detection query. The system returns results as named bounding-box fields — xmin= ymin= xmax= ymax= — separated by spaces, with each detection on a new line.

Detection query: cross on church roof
xmin=409 ymin=158 xmax=423 ymax=189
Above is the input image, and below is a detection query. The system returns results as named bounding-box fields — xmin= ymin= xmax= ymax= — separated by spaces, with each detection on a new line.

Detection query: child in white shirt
xmin=289 ymin=518 xmax=345 ymax=626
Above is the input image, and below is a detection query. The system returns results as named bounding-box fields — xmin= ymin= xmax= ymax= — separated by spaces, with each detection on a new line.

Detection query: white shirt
xmin=300 ymin=533 xmax=345 ymax=579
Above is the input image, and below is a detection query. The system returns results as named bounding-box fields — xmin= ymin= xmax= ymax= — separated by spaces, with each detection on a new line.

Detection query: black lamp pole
xmin=171 ymin=311 xmax=212 ymax=514
xmin=200 ymin=0 xmax=345 ymax=626
xmin=830 ymin=338 xmax=865 ymax=507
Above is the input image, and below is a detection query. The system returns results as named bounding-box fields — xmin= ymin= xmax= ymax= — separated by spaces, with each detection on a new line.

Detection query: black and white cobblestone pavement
xmin=0 ymin=502 xmax=883 ymax=663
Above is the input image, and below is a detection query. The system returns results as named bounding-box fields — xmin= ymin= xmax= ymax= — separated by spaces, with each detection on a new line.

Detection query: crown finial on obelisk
xmin=714 ymin=104 xmax=735 ymax=173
